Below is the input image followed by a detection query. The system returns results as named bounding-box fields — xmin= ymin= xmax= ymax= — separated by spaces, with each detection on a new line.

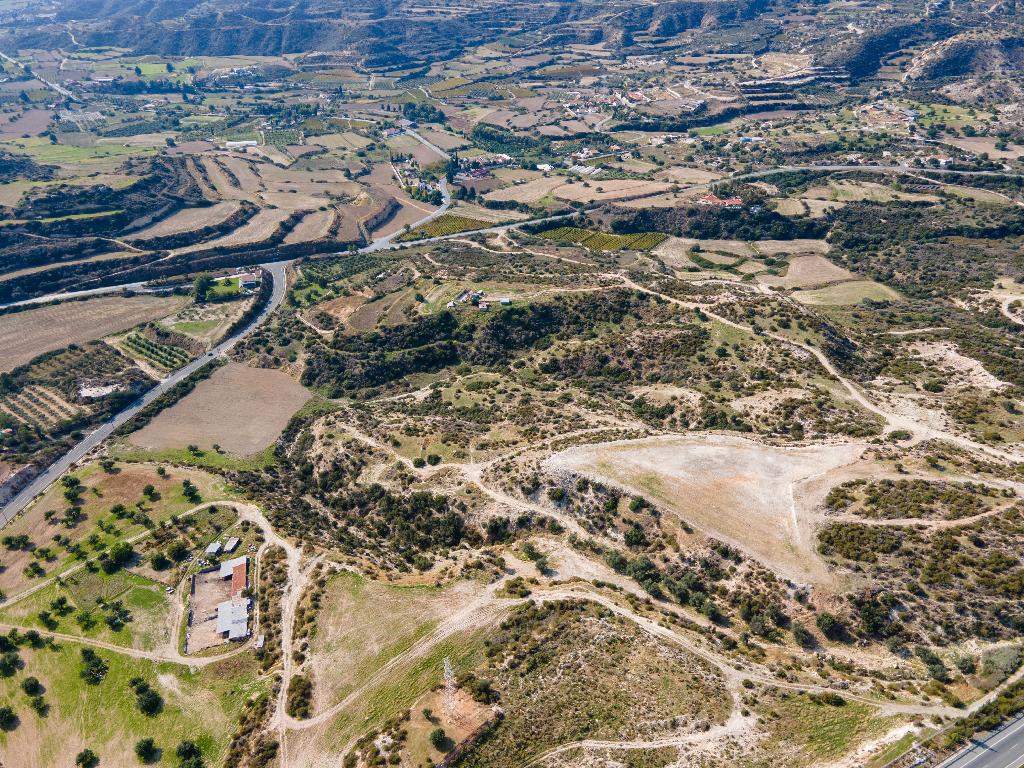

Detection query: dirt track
xmin=545 ymin=434 xmax=865 ymax=587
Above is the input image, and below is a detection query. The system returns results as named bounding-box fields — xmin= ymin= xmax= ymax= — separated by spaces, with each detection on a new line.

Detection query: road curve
xmin=361 ymin=128 xmax=453 ymax=253
xmin=0 ymin=262 xmax=289 ymax=525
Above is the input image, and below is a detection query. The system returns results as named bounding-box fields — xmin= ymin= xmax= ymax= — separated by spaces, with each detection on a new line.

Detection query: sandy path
xmin=828 ymin=501 xmax=1016 ymax=529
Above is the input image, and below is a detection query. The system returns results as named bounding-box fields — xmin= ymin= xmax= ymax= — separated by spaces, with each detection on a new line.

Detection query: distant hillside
xmin=6 ymin=0 xmax=772 ymax=65
xmin=905 ymin=32 xmax=1024 ymax=80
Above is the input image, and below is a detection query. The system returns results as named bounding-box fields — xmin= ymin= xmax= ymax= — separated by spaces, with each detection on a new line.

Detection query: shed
xmin=216 ymin=598 xmax=251 ymax=640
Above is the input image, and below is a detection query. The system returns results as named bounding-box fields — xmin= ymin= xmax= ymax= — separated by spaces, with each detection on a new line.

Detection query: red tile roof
xmin=231 ymin=562 xmax=247 ymax=596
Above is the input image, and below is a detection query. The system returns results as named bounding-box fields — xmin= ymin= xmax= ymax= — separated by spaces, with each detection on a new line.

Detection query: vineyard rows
xmin=0 ymin=385 xmax=82 ymax=429
xmin=122 ymin=334 xmax=191 ymax=372
xmin=538 ymin=226 xmax=667 ymax=252
xmin=397 ymin=213 xmax=491 ymax=241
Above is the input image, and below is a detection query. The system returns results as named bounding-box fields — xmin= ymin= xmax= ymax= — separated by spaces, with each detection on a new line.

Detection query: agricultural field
xmin=1 ymin=341 xmax=154 ymax=469
xmin=538 ymin=226 xmax=667 ymax=251
xmin=758 ymin=255 xmax=857 ymax=289
xmin=397 ymin=212 xmax=492 ymax=241
xmin=0 ymin=383 xmax=82 ymax=429
xmin=128 ymin=362 xmax=311 ymax=456
xmin=163 ymin=299 xmax=252 ymax=347
xmin=120 ymin=332 xmax=193 ymax=371
xmin=128 ymin=201 xmax=242 ymax=240
xmin=174 ymin=208 xmax=290 ymax=254
xmin=792 ymin=280 xmax=903 ymax=305
xmin=0 ymin=460 xmax=233 ymax=596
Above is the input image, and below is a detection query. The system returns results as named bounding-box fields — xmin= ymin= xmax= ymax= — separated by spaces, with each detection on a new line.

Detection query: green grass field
xmin=0 ymin=643 xmax=267 ymax=765
xmin=793 ymin=280 xmax=902 ymax=306
xmin=110 ymin=444 xmax=277 ymax=472
xmin=171 ymin=319 xmax=221 ymax=337
xmin=0 ymin=136 xmax=156 ymax=168
xmin=761 ymin=693 xmax=901 ymax=764
xmin=0 ymin=569 xmax=174 ymax=651
xmin=208 ymin=277 xmax=241 ymax=299
xmin=0 ymin=461 xmax=237 ymax=597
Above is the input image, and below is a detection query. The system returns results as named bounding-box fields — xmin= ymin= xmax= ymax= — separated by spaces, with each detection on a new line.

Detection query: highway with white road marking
xmin=936 ymin=715 xmax=1024 ymax=768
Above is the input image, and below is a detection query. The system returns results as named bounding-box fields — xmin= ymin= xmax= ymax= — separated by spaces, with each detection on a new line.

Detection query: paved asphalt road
xmin=935 ymin=715 xmax=1024 ymax=768
xmin=2 ymin=280 xmax=159 ymax=309
xmin=0 ymin=128 xmax=450 ymax=522
xmin=0 ymin=261 xmax=288 ymax=525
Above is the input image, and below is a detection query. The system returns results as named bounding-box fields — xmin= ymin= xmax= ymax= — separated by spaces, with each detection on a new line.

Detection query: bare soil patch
xmin=910 ymin=341 xmax=1009 ymax=391
xmin=219 ymin=155 xmax=263 ymax=192
xmin=773 ymin=198 xmax=846 ymax=218
xmin=200 ymin=157 xmax=249 ymax=201
xmin=0 ymin=108 xmax=52 ymax=137
xmin=129 ymin=362 xmax=310 ymax=455
xmin=284 ymin=209 xmax=335 ymax=244
xmin=758 ymin=255 xmax=856 ymax=289
xmin=657 ymin=166 xmax=724 ymax=184
xmin=484 ymin=175 xmax=565 ymax=204
xmin=419 ymin=128 xmax=469 ymax=150
xmin=545 ymin=434 xmax=867 ymax=587
xmin=187 ymin=568 xmax=234 ymax=653
xmin=945 ymin=136 xmax=1024 ymax=160
xmin=654 ymin=237 xmax=754 ymax=261
xmin=552 ymin=179 xmax=672 ymax=203
xmin=752 ymin=239 xmax=830 ymax=256
xmin=449 ymin=203 xmax=528 ymax=223
xmin=130 ymin=201 xmax=240 ymax=240
xmin=175 ymin=208 xmax=289 ymax=255
xmin=1 ymin=294 xmax=187 ymax=372
xmin=318 ymin=294 xmax=367 ymax=323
